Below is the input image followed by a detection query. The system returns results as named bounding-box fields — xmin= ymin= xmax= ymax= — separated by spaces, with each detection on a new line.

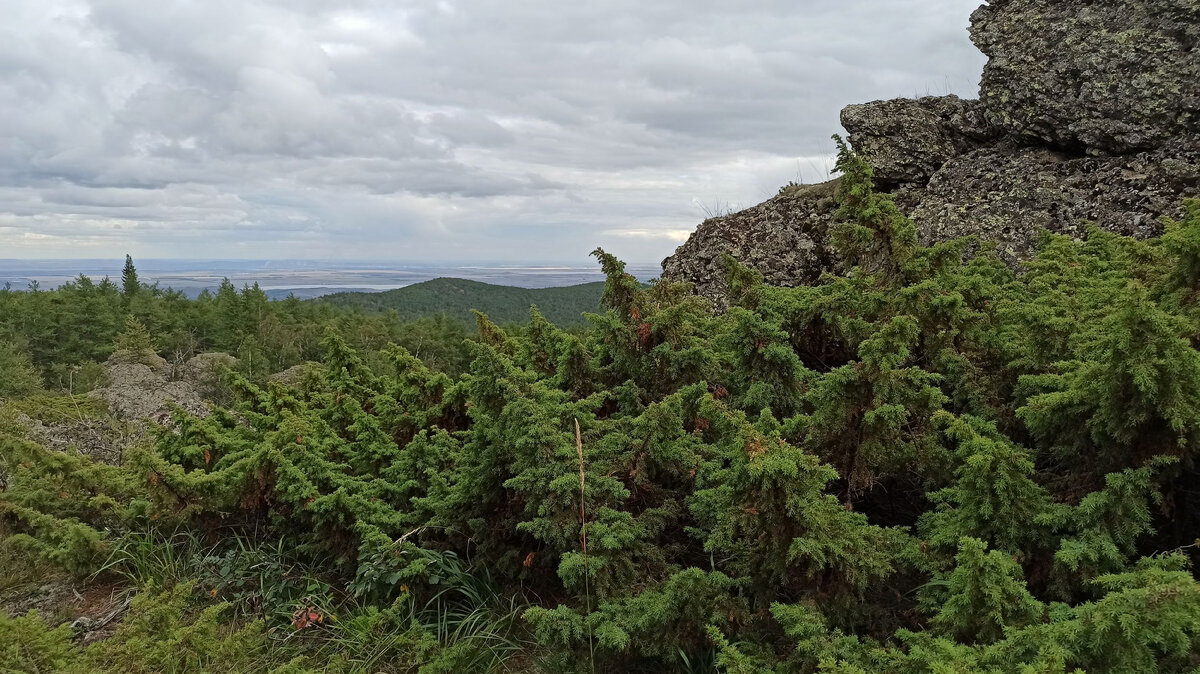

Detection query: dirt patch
xmin=0 ymin=574 xmax=127 ymax=640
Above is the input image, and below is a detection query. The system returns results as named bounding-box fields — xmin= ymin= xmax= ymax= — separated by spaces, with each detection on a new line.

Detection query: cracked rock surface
xmin=663 ymin=0 xmax=1200 ymax=307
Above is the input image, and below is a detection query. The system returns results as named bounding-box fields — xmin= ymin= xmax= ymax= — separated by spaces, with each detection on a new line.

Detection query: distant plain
xmin=0 ymin=259 xmax=662 ymax=299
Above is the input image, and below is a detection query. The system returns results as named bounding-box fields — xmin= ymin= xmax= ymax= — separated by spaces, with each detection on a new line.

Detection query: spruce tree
xmin=0 ymin=342 xmax=42 ymax=398
xmin=121 ymin=254 xmax=139 ymax=298
xmin=114 ymin=315 xmax=154 ymax=353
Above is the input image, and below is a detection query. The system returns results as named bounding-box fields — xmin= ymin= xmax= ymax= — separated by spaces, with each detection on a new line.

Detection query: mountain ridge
xmin=315 ymin=277 xmax=606 ymax=327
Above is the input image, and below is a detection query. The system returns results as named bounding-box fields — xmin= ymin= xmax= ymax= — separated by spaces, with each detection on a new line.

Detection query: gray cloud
xmin=0 ymin=0 xmax=986 ymax=261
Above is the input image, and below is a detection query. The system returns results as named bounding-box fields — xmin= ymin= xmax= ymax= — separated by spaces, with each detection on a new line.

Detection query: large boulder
xmin=662 ymin=0 xmax=1200 ymax=308
xmin=12 ymin=355 xmax=213 ymax=466
xmin=971 ymin=0 xmax=1200 ymax=154
xmin=89 ymin=358 xmax=208 ymax=424
xmin=840 ymin=96 xmax=997 ymax=187
xmin=915 ymin=142 xmax=1200 ymax=261
xmin=661 ymin=181 xmax=930 ymax=308
xmin=661 ymin=181 xmax=844 ymax=309
xmin=179 ymin=352 xmax=238 ymax=400
xmin=269 ymin=362 xmax=321 ymax=387
xmin=106 ymin=347 xmax=170 ymax=377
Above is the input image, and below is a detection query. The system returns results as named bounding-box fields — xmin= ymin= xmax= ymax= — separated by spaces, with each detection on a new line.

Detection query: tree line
xmin=0 ymin=258 xmax=477 ymax=392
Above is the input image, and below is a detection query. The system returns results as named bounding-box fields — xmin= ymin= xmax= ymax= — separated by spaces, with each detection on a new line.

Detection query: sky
xmin=0 ymin=0 xmax=987 ymax=263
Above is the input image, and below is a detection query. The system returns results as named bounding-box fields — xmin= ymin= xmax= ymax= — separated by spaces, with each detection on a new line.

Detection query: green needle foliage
xmin=4 ymin=143 xmax=1200 ymax=672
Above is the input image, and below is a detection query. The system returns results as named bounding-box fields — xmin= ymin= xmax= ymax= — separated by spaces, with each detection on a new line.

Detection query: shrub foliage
xmin=4 ymin=146 xmax=1200 ymax=672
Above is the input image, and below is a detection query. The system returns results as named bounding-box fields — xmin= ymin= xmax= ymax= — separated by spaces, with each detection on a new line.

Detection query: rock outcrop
xmin=971 ymin=0 xmax=1200 ymax=155
xmin=662 ymin=0 xmax=1200 ymax=306
xmin=914 ymin=143 xmax=1200 ymax=261
xmin=89 ymin=354 xmax=209 ymax=427
xmin=839 ymin=96 xmax=997 ymax=187
xmin=16 ymin=353 xmax=224 ymax=465
xmin=660 ymin=181 xmax=844 ymax=309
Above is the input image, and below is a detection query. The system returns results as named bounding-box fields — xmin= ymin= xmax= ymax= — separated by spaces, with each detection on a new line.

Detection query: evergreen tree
xmin=4 ymin=160 xmax=1200 ymax=671
xmin=1018 ymin=282 xmax=1200 ymax=472
xmin=929 ymin=537 xmax=1044 ymax=644
xmin=121 ymin=254 xmax=139 ymax=298
xmin=113 ymin=315 xmax=155 ymax=354
xmin=919 ymin=413 xmax=1053 ymax=557
xmin=0 ymin=341 xmax=42 ymax=398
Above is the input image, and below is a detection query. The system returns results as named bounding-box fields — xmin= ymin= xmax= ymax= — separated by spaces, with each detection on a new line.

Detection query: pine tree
xmin=121 ymin=254 xmax=139 ymax=298
xmin=0 ymin=342 xmax=42 ymax=398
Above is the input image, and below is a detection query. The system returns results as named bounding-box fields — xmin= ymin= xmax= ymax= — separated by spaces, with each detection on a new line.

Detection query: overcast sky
xmin=1 ymin=0 xmax=986 ymax=262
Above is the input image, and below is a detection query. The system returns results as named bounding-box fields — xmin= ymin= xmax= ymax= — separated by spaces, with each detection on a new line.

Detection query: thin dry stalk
xmin=575 ymin=417 xmax=595 ymax=673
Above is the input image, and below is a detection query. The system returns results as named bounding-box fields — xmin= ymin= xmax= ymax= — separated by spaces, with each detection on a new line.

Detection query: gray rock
xmin=841 ymin=96 xmax=997 ymax=187
xmin=18 ymin=413 xmax=127 ymax=465
xmin=9 ymin=354 xmax=240 ymax=466
xmin=661 ymin=181 xmax=843 ymax=310
xmin=914 ymin=142 xmax=1200 ymax=261
xmin=269 ymin=362 xmax=320 ymax=387
xmin=661 ymin=181 xmax=930 ymax=308
xmin=971 ymin=0 xmax=1200 ymax=154
xmin=89 ymin=359 xmax=208 ymax=425
xmin=179 ymin=352 xmax=238 ymax=399
xmin=662 ymin=0 xmax=1200 ymax=308
xmin=106 ymin=348 xmax=170 ymax=377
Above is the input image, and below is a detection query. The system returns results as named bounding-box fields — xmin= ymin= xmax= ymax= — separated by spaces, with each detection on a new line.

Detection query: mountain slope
xmin=316 ymin=277 xmax=605 ymax=327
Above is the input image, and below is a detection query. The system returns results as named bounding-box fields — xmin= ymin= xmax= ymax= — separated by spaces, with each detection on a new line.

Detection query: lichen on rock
xmin=662 ymin=0 xmax=1200 ymax=307
xmin=971 ymin=0 xmax=1200 ymax=154
xmin=660 ymin=181 xmax=843 ymax=310
xmin=914 ymin=142 xmax=1200 ymax=262
xmin=840 ymin=95 xmax=997 ymax=188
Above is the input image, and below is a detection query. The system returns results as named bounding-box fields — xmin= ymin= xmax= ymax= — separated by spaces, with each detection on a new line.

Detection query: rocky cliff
xmin=662 ymin=0 xmax=1200 ymax=307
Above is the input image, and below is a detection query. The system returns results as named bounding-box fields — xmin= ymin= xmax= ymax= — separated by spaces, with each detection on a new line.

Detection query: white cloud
xmin=0 ymin=0 xmax=986 ymax=261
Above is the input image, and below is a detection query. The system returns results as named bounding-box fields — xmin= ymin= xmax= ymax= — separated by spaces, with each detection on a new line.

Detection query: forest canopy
xmin=318 ymin=278 xmax=607 ymax=328
xmin=2 ymin=144 xmax=1200 ymax=673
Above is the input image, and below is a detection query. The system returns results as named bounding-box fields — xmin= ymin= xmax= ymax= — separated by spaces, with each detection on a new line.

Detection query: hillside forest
xmin=319 ymin=278 xmax=606 ymax=329
xmin=2 ymin=143 xmax=1200 ymax=672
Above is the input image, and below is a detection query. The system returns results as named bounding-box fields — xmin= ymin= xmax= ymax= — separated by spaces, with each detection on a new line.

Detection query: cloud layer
xmin=0 ymin=0 xmax=986 ymax=262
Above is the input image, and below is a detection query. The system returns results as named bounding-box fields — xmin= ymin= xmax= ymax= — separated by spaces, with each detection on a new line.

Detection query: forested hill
xmin=316 ymin=277 xmax=606 ymax=327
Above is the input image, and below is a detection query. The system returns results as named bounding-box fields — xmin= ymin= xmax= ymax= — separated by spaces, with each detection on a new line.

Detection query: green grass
xmin=316 ymin=278 xmax=607 ymax=328
xmin=89 ymin=530 xmax=536 ymax=672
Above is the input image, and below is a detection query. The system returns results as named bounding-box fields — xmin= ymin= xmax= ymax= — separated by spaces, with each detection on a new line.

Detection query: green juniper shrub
xmin=3 ymin=146 xmax=1200 ymax=672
